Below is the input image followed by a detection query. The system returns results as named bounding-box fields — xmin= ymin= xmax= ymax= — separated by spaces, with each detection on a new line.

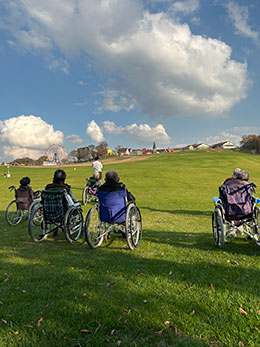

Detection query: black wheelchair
xmin=85 ymin=190 xmax=142 ymax=250
xmin=212 ymin=182 xmax=260 ymax=248
xmin=28 ymin=190 xmax=83 ymax=243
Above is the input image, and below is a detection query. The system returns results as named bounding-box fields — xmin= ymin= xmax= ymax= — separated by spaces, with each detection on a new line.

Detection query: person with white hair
xmin=223 ymin=168 xmax=241 ymax=184
xmin=98 ymin=170 xmax=135 ymax=203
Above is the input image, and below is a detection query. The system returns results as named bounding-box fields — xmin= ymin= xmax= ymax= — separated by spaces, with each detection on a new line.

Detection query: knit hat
xmin=20 ymin=176 xmax=31 ymax=186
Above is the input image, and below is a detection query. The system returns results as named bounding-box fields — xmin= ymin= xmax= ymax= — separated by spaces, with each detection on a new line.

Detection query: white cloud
xmin=102 ymin=120 xmax=171 ymax=145
xmin=65 ymin=134 xmax=84 ymax=144
xmin=168 ymin=0 xmax=199 ymax=15
xmin=97 ymin=89 xmax=135 ymax=113
xmin=79 ymin=80 xmax=88 ymax=86
xmin=48 ymin=58 xmax=70 ymax=74
xmin=3 ymin=146 xmax=43 ymax=160
xmin=1 ymin=0 xmax=250 ymax=118
xmin=0 ymin=115 xmax=64 ymax=160
xmin=205 ymin=132 xmax=241 ymax=145
xmin=225 ymin=2 xmax=259 ymax=41
xmin=86 ymin=120 xmax=105 ymax=143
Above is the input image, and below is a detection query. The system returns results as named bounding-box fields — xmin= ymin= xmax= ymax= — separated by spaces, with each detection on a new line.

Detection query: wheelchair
xmin=28 ymin=190 xmax=83 ymax=243
xmin=212 ymin=182 xmax=260 ymax=248
xmin=85 ymin=190 xmax=142 ymax=250
xmin=82 ymin=177 xmax=101 ymax=205
xmin=5 ymin=185 xmax=41 ymax=226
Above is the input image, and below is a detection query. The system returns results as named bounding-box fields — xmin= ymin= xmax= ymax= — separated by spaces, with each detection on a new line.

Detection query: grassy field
xmin=1 ymin=150 xmax=260 ymax=346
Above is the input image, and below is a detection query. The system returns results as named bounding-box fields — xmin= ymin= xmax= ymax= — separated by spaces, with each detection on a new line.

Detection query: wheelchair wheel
xmin=85 ymin=205 xmax=104 ymax=248
xmin=64 ymin=206 xmax=84 ymax=243
xmin=82 ymin=187 xmax=91 ymax=205
xmin=28 ymin=203 xmax=47 ymax=242
xmin=212 ymin=207 xmax=225 ymax=248
xmin=253 ymin=206 xmax=260 ymax=237
xmin=125 ymin=203 xmax=142 ymax=250
xmin=5 ymin=200 xmax=23 ymax=226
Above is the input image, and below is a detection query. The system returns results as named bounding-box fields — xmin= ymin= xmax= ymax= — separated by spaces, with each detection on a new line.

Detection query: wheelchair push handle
xmin=8 ymin=185 xmax=16 ymax=191
xmin=33 ymin=190 xmax=41 ymax=198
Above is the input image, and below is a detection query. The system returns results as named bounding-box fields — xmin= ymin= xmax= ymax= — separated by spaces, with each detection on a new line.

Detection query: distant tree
xmin=68 ymin=150 xmax=78 ymax=163
xmin=34 ymin=155 xmax=48 ymax=166
xmin=240 ymin=135 xmax=260 ymax=154
xmin=95 ymin=141 xmax=108 ymax=157
xmin=77 ymin=145 xmax=96 ymax=161
xmin=11 ymin=157 xmax=34 ymax=166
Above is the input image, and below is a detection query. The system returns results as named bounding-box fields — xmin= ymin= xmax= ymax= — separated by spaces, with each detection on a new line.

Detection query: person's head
xmin=232 ymin=167 xmax=241 ymax=178
xmin=20 ymin=176 xmax=31 ymax=186
xmin=236 ymin=169 xmax=250 ymax=181
xmin=105 ymin=170 xmax=119 ymax=183
xmin=53 ymin=169 xmax=66 ymax=184
xmin=94 ymin=156 xmax=99 ymax=161
xmin=93 ymin=171 xmax=100 ymax=180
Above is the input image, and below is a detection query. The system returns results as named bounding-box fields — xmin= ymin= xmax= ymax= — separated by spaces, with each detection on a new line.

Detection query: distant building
xmin=130 ymin=149 xmax=142 ymax=156
xmin=192 ymin=143 xmax=209 ymax=150
xmin=107 ymin=148 xmax=116 ymax=156
xmin=210 ymin=140 xmax=236 ymax=150
xmin=153 ymin=142 xmax=157 ymax=154
xmin=118 ymin=148 xmax=130 ymax=156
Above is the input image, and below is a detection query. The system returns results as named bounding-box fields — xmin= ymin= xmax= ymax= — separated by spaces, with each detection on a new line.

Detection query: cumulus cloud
xmin=86 ymin=120 xmax=105 ymax=143
xmin=65 ymin=134 xmax=84 ymax=144
xmin=0 ymin=0 xmax=250 ymax=117
xmin=0 ymin=115 xmax=64 ymax=160
xmin=90 ymin=121 xmax=171 ymax=145
xmin=2 ymin=146 xmax=43 ymax=160
xmin=225 ymin=2 xmax=259 ymax=41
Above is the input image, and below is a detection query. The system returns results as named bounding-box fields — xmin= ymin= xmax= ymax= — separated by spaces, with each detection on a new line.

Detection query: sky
xmin=0 ymin=0 xmax=259 ymax=161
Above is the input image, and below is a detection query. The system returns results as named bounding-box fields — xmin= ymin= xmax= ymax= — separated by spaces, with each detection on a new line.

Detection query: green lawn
xmin=1 ymin=151 xmax=260 ymax=346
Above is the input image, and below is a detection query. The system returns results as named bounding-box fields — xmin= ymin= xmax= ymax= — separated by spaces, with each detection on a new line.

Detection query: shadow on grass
xmin=141 ymin=206 xmax=212 ymax=216
xmin=1 ymin=219 xmax=260 ymax=346
xmin=144 ymin=228 xmax=260 ymax=256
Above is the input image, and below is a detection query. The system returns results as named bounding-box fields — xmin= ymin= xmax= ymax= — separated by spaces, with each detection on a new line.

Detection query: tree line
xmin=240 ymin=135 xmax=260 ymax=154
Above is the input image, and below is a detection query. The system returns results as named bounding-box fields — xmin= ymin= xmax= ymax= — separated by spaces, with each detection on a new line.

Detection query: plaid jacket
xmin=41 ymin=190 xmax=67 ymax=223
xmin=219 ymin=180 xmax=255 ymax=217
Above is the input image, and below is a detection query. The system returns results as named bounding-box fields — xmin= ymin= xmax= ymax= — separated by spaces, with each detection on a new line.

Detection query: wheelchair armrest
xmin=212 ymin=196 xmax=222 ymax=205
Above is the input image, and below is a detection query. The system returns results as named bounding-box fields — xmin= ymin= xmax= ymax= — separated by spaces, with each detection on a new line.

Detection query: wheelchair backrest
xmin=15 ymin=186 xmax=33 ymax=210
xmin=219 ymin=182 xmax=255 ymax=217
xmin=41 ymin=190 xmax=67 ymax=223
xmin=97 ymin=190 xmax=127 ymax=223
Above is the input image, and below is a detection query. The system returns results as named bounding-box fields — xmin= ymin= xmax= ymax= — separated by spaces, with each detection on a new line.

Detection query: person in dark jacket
xmin=98 ymin=170 xmax=135 ymax=203
xmin=16 ymin=176 xmax=34 ymax=210
xmin=45 ymin=169 xmax=77 ymax=203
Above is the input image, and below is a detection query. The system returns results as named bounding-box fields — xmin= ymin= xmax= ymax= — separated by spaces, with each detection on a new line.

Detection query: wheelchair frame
xmin=5 ymin=185 xmax=41 ymax=226
xmin=28 ymin=190 xmax=83 ymax=243
xmin=212 ymin=197 xmax=260 ymax=248
xmin=85 ymin=202 xmax=142 ymax=250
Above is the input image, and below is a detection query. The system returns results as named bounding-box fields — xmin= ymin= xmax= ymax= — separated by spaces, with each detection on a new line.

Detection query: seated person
xmin=220 ymin=169 xmax=255 ymax=219
xmin=45 ymin=169 xmax=77 ymax=204
xmin=98 ymin=170 xmax=135 ymax=203
xmin=87 ymin=172 xmax=101 ymax=194
xmin=223 ymin=167 xmax=241 ymax=184
xmin=16 ymin=176 xmax=34 ymax=210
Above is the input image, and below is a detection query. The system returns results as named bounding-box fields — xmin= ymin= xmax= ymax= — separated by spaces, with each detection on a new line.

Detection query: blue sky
xmin=0 ymin=0 xmax=259 ymax=161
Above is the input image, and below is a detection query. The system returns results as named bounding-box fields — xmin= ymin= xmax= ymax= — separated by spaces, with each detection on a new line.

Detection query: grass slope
xmin=1 ymin=151 xmax=260 ymax=346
